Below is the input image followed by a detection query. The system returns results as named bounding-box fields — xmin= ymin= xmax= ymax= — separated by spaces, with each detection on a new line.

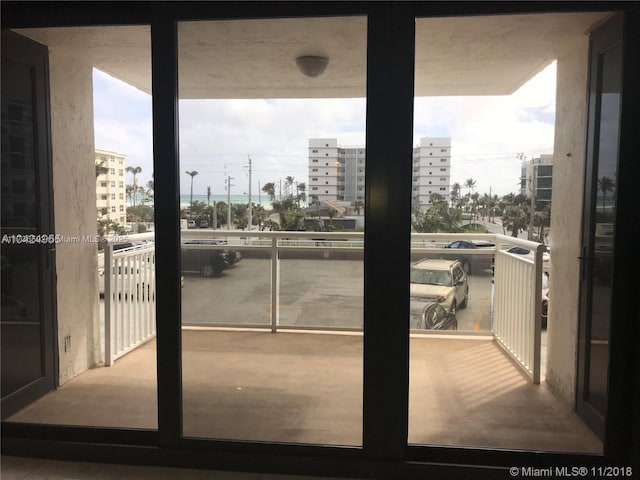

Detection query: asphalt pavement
xmin=181 ymin=257 xmax=494 ymax=332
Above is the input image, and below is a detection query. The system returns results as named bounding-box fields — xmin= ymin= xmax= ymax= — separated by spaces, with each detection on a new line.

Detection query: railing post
xmin=270 ymin=236 xmax=279 ymax=333
xmin=532 ymin=244 xmax=545 ymax=384
xmin=104 ymin=243 xmax=113 ymax=366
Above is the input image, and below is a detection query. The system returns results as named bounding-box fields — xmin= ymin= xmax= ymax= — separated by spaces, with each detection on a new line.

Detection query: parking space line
xmin=474 ymin=297 xmax=489 ymax=331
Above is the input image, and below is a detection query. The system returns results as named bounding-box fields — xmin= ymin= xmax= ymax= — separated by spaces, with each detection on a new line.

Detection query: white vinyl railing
xmin=100 ymin=231 xmax=546 ymax=383
xmin=103 ymin=240 xmax=156 ymax=366
xmin=492 ymin=237 xmax=546 ymax=384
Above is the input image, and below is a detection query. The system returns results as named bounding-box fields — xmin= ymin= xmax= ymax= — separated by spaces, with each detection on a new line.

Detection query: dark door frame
xmin=1 ymin=2 xmax=639 ymax=477
xmin=576 ymin=13 xmax=623 ymax=441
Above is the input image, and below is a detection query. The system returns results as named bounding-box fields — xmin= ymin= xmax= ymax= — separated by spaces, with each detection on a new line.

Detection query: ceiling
xmin=17 ymin=12 xmax=608 ymax=99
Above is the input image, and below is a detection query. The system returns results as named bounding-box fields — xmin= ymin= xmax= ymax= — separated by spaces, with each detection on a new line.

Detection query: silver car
xmin=409 ymin=259 xmax=468 ymax=314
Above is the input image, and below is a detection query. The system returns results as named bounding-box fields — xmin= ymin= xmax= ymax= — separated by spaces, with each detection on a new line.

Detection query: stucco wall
xmin=545 ymin=38 xmax=589 ymax=406
xmin=49 ymin=50 xmax=99 ymax=385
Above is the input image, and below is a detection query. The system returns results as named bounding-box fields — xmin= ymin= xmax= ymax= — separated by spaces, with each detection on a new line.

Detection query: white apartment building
xmin=95 ymin=149 xmax=127 ymax=225
xmin=412 ymin=137 xmax=451 ymax=209
xmin=308 ymin=138 xmax=365 ymax=204
xmin=520 ymin=154 xmax=553 ymax=212
xmin=308 ymin=137 xmax=451 ymax=210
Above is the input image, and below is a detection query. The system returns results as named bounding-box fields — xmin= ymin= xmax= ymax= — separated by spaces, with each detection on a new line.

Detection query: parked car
xmin=410 ymin=301 xmax=457 ymax=330
xmin=541 ymin=271 xmax=549 ymax=328
xmin=225 ymin=249 xmax=242 ymax=266
xmin=410 ymin=258 xmax=468 ymax=314
xmin=181 ymin=239 xmax=231 ymax=277
xmin=187 ymin=220 xmax=197 ymax=229
xmin=506 ymin=246 xmax=551 ymax=271
xmin=440 ymin=239 xmax=495 ymax=274
xmin=98 ymin=259 xmax=153 ymax=300
xmin=199 ymin=219 xmax=209 ymax=228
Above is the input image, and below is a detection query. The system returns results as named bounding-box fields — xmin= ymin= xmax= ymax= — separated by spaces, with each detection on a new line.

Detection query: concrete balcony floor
xmin=8 ymin=329 xmax=601 ymax=453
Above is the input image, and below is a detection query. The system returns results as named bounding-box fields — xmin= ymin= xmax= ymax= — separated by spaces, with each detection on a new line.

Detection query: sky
xmin=93 ymin=60 xmax=556 ymax=199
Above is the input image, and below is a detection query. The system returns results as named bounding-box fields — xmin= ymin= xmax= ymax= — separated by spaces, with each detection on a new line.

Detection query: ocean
xmin=127 ymin=194 xmax=273 ymax=209
xmin=179 ymin=194 xmax=273 ymax=209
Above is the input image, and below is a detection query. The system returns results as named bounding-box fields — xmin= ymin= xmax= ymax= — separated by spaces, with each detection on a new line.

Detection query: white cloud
xmin=93 ymin=69 xmax=154 ymax=182
xmin=93 ymin=61 xmax=556 ymax=199
xmin=414 ymin=61 xmax=556 ymax=196
xmin=178 ymin=98 xmax=366 ymax=194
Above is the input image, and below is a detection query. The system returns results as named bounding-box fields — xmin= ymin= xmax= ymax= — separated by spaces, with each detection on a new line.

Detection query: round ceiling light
xmin=295 ymin=55 xmax=329 ymax=77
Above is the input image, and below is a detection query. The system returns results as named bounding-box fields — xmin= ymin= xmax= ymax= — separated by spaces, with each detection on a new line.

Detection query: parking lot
xmin=181 ymin=257 xmax=494 ymax=332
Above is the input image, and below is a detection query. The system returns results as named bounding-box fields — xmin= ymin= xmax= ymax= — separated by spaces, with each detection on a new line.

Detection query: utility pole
xmin=247 ymin=155 xmax=252 ymax=231
xmin=528 ymin=175 xmax=536 ymax=241
xmin=279 ymin=178 xmax=282 ymax=201
xmin=207 ymin=185 xmax=212 ymax=229
xmin=488 ymin=185 xmax=492 ymax=223
xmin=227 ymin=175 xmax=234 ymax=230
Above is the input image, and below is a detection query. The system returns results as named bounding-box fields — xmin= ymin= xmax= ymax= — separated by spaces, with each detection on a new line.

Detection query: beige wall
xmin=545 ymin=38 xmax=590 ymax=406
xmin=49 ymin=50 xmax=99 ymax=385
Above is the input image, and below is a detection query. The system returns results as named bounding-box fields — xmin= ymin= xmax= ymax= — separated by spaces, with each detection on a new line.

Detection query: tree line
xmin=412 ymin=178 xmax=551 ymax=240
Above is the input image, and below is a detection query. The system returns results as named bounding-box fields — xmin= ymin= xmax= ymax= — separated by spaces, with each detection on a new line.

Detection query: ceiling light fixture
xmin=295 ymin=55 xmax=329 ymax=77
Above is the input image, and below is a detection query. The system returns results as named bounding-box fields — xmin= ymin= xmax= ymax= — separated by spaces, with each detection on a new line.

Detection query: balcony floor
xmin=8 ymin=329 xmax=601 ymax=453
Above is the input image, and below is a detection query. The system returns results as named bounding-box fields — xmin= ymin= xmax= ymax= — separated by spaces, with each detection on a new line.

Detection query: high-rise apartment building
xmin=308 ymin=137 xmax=451 ymax=210
xmin=308 ymin=138 xmax=366 ymax=205
xmin=520 ymin=154 xmax=553 ymax=212
xmin=411 ymin=137 xmax=451 ymax=209
xmin=95 ymin=149 xmax=127 ymax=225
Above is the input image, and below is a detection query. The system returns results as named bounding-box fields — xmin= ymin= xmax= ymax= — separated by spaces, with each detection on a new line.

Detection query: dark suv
xmin=181 ymin=240 xmax=230 ymax=277
xmin=440 ymin=240 xmax=495 ymax=274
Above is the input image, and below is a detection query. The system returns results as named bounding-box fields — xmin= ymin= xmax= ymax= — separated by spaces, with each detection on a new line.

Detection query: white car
xmin=98 ymin=259 xmax=154 ymax=301
xmin=410 ymin=259 xmax=468 ymax=314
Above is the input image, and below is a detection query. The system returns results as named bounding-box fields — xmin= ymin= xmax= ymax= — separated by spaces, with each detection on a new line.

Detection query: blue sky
xmin=93 ymin=61 xmax=556 ymax=198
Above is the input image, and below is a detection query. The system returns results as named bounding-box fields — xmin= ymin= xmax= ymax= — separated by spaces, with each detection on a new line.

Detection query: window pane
xmin=178 ymin=16 xmax=366 ymax=445
xmin=5 ymin=26 xmax=156 ymax=428
xmin=408 ymin=13 xmax=605 ymax=454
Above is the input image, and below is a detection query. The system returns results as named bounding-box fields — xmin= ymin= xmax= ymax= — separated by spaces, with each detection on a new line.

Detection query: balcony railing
xmin=102 ymin=241 xmax=156 ymax=366
xmin=101 ymin=231 xmax=547 ymax=383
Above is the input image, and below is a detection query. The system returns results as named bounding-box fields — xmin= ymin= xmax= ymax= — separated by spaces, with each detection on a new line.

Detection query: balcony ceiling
xmin=17 ymin=12 xmax=608 ymax=98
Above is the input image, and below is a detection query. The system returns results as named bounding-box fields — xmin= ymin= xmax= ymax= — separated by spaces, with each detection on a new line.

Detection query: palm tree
xmin=462 ymin=178 xmax=476 ymax=220
xmin=262 ymin=182 xmax=276 ymax=202
xmin=502 ymin=205 xmax=529 ymax=237
xmin=296 ymin=182 xmax=306 ymax=208
xmin=451 ymin=182 xmax=461 ymax=202
xmin=284 ymin=176 xmax=295 ymax=198
xmin=470 ymin=192 xmax=480 ymax=223
xmin=95 ymin=160 xmax=109 ymax=178
xmin=185 ymin=170 xmax=198 ymax=218
xmin=490 ymin=194 xmax=499 ymax=222
xmin=597 ymin=176 xmax=615 ymax=213
xmin=125 ymin=185 xmax=136 ymax=206
xmin=137 ymin=185 xmax=147 ymax=205
xmin=125 ymin=166 xmax=142 ymax=206
xmin=464 ymin=178 xmax=476 ymax=197
xmin=480 ymin=193 xmax=490 ymax=220
xmin=146 ymin=179 xmax=154 ymax=199
xmin=125 ymin=166 xmax=142 ymax=184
